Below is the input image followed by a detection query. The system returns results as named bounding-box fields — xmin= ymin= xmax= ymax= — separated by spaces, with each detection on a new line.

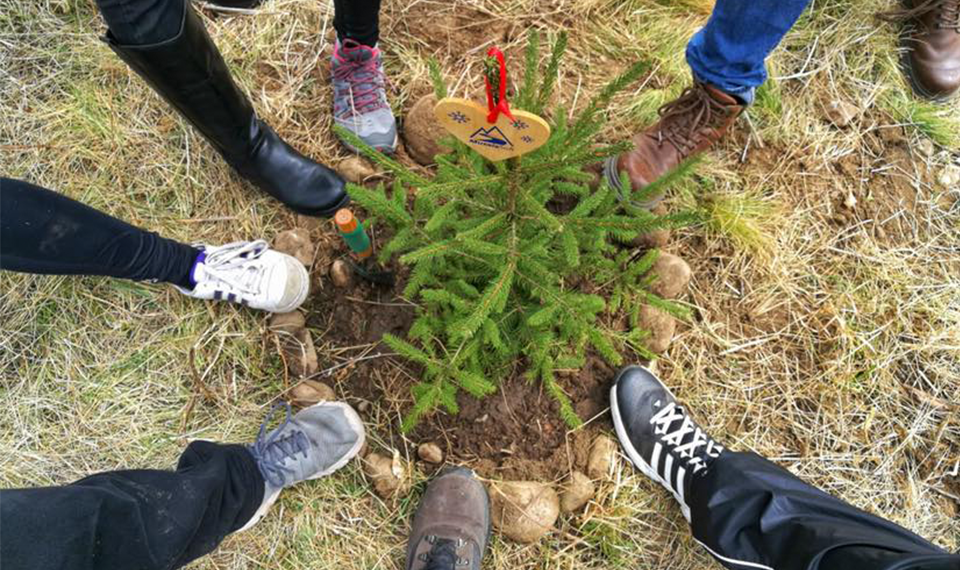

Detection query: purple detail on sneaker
xmin=189 ymin=251 xmax=207 ymax=288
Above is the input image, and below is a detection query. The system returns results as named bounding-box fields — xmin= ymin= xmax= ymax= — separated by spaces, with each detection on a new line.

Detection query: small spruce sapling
xmin=336 ymin=32 xmax=699 ymax=432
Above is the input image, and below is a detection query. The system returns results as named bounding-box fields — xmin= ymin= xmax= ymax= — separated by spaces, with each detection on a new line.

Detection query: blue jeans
xmin=686 ymin=0 xmax=812 ymax=104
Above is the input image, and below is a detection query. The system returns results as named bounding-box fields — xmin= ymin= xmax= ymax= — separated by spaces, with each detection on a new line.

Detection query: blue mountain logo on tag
xmin=468 ymin=126 xmax=513 ymax=150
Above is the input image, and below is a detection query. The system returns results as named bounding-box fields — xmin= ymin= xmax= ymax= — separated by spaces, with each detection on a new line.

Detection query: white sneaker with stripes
xmin=610 ymin=365 xmax=724 ymax=521
xmin=177 ymin=240 xmax=309 ymax=314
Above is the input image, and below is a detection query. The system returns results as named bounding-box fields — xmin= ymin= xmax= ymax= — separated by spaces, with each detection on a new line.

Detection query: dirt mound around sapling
xmin=304 ymin=271 xmax=615 ymax=482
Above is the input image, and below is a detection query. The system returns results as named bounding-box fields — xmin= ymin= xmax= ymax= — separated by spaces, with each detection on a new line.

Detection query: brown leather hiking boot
xmin=887 ymin=0 xmax=960 ymax=101
xmin=605 ymin=81 xmax=743 ymax=209
xmin=406 ymin=468 xmax=491 ymax=570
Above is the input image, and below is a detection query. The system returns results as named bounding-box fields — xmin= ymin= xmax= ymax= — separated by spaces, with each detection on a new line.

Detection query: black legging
xmin=333 ymin=0 xmax=381 ymax=46
xmin=0 ymin=178 xmax=199 ymax=287
xmin=0 ymin=441 xmax=264 ymax=570
xmin=95 ymin=0 xmax=382 ymax=47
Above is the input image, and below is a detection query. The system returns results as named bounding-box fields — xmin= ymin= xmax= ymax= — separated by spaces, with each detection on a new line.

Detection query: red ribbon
xmin=484 ymin=47 xmax=516 ymax=124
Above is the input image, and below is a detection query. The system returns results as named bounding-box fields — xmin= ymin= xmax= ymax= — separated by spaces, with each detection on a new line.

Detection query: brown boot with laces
xmin=604 ymin=81 xmax=744 ymax=210
xmin=884 ymin=0 xmax=960 ymax=101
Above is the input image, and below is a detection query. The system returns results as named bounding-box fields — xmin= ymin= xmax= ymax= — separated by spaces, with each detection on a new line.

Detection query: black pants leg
xmin=689 ymin=451 xmax=960 ymax=570
xmin=0 ymin=178 xmax=200 ymax=287
xmin=0 ymin=441 xmax=265 ymax=570
xmin=333 ymin=0 xmax=381 ymax=46
xmin=95 ymin=0 xmax=183 ymax=45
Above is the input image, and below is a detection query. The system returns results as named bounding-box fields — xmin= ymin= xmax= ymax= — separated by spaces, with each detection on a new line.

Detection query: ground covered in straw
xmin=2 ymin=0 xmax=959 ymax=568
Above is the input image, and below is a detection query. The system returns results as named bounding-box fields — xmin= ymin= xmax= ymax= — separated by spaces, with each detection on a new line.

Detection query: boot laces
xmin=249 ymin=402 xmax=310 ymax=487
xmin=656 ymin=82 xmax=735 ymax=156
xmin=880 ymin=0 xmax=960 ymax=30
xmin=199 ymin=240 xmax=270 ymax=297
xmin=419 ymin=537 xmax=469 ymax=569
xmin=650 ymin=401 xmax=722 ymax=474
xmin=333 ymin=40 xmax=389 ymax=117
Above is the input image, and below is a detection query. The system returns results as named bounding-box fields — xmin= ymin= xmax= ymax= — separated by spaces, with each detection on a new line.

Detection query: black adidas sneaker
xmin=610 ymin=365 xmax=724 ymax=521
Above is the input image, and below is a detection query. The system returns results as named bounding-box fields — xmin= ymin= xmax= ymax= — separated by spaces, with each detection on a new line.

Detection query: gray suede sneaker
xmin=331 ymin=39 xmax=398 ymax=153
xmin=238 ymin=401 xmax=365 ymax=531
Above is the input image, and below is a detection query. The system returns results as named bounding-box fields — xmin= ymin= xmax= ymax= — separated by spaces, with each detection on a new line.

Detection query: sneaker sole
xmin=237 ymin=401 xmax=367 ymax=532
xmin=269 ymin=258 xmax=310 ymax=314
xmin=339 ymin=132 xmax=400 ymax=157
xmin=608 ymin=365 xmax=690 ymax=521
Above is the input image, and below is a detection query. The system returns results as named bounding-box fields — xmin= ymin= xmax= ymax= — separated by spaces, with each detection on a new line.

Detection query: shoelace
xmin=880 ymin=0 xmax=960 ymax=30
xmin=200 ymin=240 xmax=269 ymax=297
xmin=649 ymin=402 xmax=721 ymax=474
xmin=420 ymin=537 xmax=468 ymax=570
xmin=656 ymin=82 xmax=735 ymax=156
xmin=333 ymin=41 xmax=389 ymax=118
xmin=249 ymin=402 xmax=310 ymax=488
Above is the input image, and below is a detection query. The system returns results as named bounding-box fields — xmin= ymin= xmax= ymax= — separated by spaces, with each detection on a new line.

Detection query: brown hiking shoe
xmin=886 ymin=0 xmax=960 ymax=101
xmin=406 ymin=467 xmax=491 ymax=570
xmin=605 ymin=81 xmax=743 ymax=209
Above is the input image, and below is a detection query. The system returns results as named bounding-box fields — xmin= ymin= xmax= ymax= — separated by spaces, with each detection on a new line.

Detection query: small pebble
xmin=649 ymin=253 xmax=692 ymax=300
xmin=825 ymin=100 xmax=859 ymax=128
xmin=916 ymin=138 xmax=936 ymax=158
xmin=843 ymin=191 xmax=857 ymax=210
xmin=273 ymin=228 xmax=314 ymax=267
xmin=938 ymin=166 xmax=960 ymax=188
xmin=339 ymin=156 xmax=377 ymax=184
xmin=586 ymin=435 xmax=619 ymax=480
xmin=290 ymin=380 xmax=335 ymax=406
xmin=559 ymin=471 xmax=595 ymax=514
xmin=330 ymin=259 xmax=354 ymax=288
xmin=417 ymin=442 xmax=444 ymax=464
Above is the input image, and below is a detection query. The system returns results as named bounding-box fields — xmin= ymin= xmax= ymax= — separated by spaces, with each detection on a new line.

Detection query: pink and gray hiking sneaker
xmin=331 ymin=39 xmax=398 ymax=154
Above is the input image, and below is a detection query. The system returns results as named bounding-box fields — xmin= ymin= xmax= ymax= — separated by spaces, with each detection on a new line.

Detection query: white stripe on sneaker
xmin=650 ymin=442 xmax=663 ymax=477
xmin=663 ymin=453 xmax=675 ymax=490
xmin=676 ymin=466 xmax=687 ymax=506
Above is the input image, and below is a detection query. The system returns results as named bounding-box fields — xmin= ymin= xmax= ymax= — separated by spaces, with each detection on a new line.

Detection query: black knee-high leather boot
xmin=103 ymin=2 xmax=347 ymax=217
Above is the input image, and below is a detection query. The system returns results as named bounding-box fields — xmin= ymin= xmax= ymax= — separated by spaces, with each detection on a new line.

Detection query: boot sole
xmin=900 ymin=51 xmax=959 ymax=104
xmin=306 ymin=190 xmax=351 ymax=218
xmin=603 ymin=155 xmax=665 ymax=212
xmin=197 ymin=0 xmax=263 ymax=10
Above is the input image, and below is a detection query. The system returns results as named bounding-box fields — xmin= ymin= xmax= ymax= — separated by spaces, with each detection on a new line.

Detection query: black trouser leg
xmin=0 ymin=178 xmax=199 ymax=287
xmin=333 ymin=0 xmax=381 ymax=46
xmin=688 ymin=451 xmax=959 ymax=570
xmin=95 ymin=0 xmax=183 ymax=44
xmin=0 ymin=441 xmax=264 ymax=570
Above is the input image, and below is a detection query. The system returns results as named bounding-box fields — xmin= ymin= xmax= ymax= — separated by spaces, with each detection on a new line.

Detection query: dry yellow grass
xmin=2 ymin=0 xmax=959 ymax=568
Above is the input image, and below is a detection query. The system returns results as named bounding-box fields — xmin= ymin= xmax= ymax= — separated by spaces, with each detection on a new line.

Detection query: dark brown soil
xmin=303 ymin=257 xmax=615 ymax=481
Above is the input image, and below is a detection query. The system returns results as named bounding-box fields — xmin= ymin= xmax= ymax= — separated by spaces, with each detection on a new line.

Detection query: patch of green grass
xmin=579 ymin=511 xmax=632 ymax=566
xmin=699 ymin=187 xmax=779 ymax=258
xmin=881 ymin=89 xmax=960 ymax=148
